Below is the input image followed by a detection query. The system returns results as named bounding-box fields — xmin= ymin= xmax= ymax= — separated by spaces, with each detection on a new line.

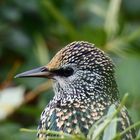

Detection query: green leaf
xmin=34 ymin=35 xmax=50 ymax=65
xmin=104 ymin=0 xmax=122 ymax=39
xmin=103 ymin=105 xmax=117 ymax=140
xmin=42 ymin=0 xmax=79 ymax=40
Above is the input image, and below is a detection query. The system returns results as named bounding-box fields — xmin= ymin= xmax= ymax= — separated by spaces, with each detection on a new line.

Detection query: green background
xmin=0 ymin=0 xmax=140 ymax=139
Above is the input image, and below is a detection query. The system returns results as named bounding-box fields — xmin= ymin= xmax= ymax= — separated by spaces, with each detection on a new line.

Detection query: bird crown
xmin=46 ymin=41 xmax=114 ymax=75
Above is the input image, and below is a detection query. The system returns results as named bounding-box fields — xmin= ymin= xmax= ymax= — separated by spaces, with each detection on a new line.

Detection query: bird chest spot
xmin=87 ymin=115 xmax=91 ymax=119
xmin=99 ymin=111 xmax=104 ymax=116
xmin=73 ymin=119 xmax=78 ymax=124
xmin=80 ymin=105 xmax=85 ymax=108
xmin=47 ymin=121 xmax=51 ymax=127
xmin=73 ymin=103 xmax=80 ymax=108
xmin=94 ymin=116 xmax=100 ymax=120
xmin=91 ymin=112 xmax=98 ymax=117
xmin=56 ymin=118 xmax=59 ymax=123
xmin=89 ymin=120 xmax=94 ymax=124
xmin=56 ymin=111 xmax=63 ymax=117
xmin=56 ymin=108 xmax=61 ymax=112
xmin=81 ymin=117 xmax=86 ymax=122
xmin=84 ymin=124 xmax=89 ymax=129
xmin=63 ymin=109 xmax=68 ymax=113
xmin=57 ymin=121 xmax=64 ymax=128
xmin=67 ymin=128 xmax=72 ymax=133
xmin=73 ymin=110 xmax=76 ymax=114
xmin=62 ymin=115 xmax=69 ymax=120
xmin=68 ymin=112 xmax=72 ymax=116
xmin=66 ymin=122 xmax=71 ymax=127
xmin=82 ymin=109 xmax=86 ymax=112
xmin=61 ymin=115 xmax=68 ymax=121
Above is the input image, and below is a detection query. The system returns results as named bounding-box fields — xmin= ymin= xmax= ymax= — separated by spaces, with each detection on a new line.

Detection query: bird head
xmin=15 ymin=41 xmax=118 ymax=102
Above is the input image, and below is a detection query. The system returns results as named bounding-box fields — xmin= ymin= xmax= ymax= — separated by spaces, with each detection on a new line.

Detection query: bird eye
xmin=54 ymin=67 xmax=74 ymax=77
xmin=63 ymin=67 xmax=74 ymax=77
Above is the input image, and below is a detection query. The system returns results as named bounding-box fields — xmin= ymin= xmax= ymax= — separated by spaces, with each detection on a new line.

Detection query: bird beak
xmin=15 ymin=66 xmax=53 ymax=79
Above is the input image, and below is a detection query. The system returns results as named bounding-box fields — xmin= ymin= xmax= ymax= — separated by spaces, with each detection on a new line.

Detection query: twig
xmin=0 ymin=60 xmax=21 ymax=89
xmin=23 ymin=80 xmax=52 ymax=104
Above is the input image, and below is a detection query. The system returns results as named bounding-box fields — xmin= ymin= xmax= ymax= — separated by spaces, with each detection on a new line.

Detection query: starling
xmin=15 ymin=41 xmax=136 ymax=139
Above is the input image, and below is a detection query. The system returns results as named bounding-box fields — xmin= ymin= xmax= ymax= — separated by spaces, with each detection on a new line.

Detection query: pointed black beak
xmin=15 ymin=66 xmax=53 ymax=78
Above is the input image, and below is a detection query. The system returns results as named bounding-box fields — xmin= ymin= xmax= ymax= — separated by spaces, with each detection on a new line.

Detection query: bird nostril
xmin=41 ymin=67 xmax=48 ymax=72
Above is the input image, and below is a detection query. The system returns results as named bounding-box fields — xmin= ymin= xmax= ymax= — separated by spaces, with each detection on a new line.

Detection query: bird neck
xmin=52 ymin=77 xmax=119 ymax=107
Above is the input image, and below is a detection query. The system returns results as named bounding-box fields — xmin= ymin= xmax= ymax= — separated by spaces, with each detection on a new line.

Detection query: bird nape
xmin=15 ymin=41 xmax=136 ymax=140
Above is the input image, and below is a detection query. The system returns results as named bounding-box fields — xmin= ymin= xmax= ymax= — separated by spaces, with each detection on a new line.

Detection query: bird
xmin=15 ymin=41 xmax=136 ymax=140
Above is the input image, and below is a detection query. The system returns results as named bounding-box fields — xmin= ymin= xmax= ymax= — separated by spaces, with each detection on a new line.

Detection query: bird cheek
xmin=53 ymin=76 xmax=67 ymax=88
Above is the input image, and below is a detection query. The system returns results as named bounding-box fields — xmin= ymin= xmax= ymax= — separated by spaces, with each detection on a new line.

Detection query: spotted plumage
xmin=15 ymin=41 xmax=136 ymax=140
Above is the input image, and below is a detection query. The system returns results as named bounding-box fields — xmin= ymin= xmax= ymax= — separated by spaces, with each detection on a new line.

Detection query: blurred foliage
xmin=0 ymin=0 xmax=140 ymax=139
